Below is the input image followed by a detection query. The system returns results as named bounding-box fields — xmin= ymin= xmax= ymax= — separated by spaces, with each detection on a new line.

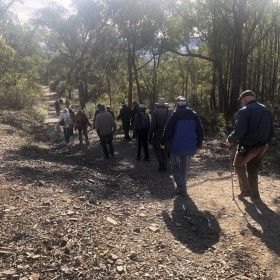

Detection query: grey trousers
xmin=170 ymin=154 xmax=192 ymax=194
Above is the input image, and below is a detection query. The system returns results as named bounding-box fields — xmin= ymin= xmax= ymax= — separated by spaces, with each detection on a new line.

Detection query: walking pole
xmin=229 ymin=146 xmax=235 ymax=201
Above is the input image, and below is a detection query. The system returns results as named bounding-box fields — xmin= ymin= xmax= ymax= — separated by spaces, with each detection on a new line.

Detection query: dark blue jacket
xmin=228 ymin=100 xmax=275 ymax=148
xmin=161 ymin=107 xmax=204 ymax=156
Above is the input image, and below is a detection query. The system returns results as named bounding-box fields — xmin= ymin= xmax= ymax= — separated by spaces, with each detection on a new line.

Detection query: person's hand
xmin=160 ymin=144 xmax=165 ymax=149
xmin=225 ymin=139 xmax=232 ymax=147
xmin=149 ymin=139 xmax=153 ymax=145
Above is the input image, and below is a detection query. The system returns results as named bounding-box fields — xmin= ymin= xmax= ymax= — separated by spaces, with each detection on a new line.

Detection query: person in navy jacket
xmin=227 ymin=90 xmax=275 ymax=199
xmin=161 ymin=96 xmax=204 ymax=197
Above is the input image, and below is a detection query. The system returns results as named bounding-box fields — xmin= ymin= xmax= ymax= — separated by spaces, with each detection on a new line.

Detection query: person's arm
xmin=160 ymin=114 xmax=176 ymax=146
xmin=227 ymin=110 xmax=248 ymax=144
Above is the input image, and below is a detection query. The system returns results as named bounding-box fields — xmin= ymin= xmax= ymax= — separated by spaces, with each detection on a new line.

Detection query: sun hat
xmin=238 ymin=90 xmax=255 ymax=102
xmin=155 ymin=98 xmax=168 ymax=107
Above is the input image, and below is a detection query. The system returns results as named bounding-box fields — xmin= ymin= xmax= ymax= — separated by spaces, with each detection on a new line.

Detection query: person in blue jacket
xmin=227 ymin=90 xmax=275 ymax=200
xmin=161 ymin=96 xmax=204 ymax=197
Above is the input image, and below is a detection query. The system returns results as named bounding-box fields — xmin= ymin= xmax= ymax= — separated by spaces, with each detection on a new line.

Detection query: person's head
xmin=139 ymin=104 xmax=147 ymax=111
xmin=132 ymin=101 xmax=139 ymax=107
xmin=121 ymin=101 xmax=126 ymax=107
xmin=155 ymin=97 xmax=168 ymax=107
xmin=99 ymin=105 xmax=105 ymax=111
xmin=107 ymin=106 xmax=111 ymax=110
xmin=97 ymin=103 xmax=102 ymax=109
xmin=63 ymin=108 xmax=69 ymax=113
xmin=238 ymin=90 xmax=256 ymax=106
xmin=175 ymin=96 xmax=187 ymax=108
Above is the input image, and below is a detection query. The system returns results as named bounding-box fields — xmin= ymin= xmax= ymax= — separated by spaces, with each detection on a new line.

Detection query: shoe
xmin=136 ymin=156 xmax=141 ymax=161
xmin=180 ymin=193 xmax=189 ymax=197
xmin=250 ymin=192 xmax=260 ymax=199
xmin=238 ymin=191 xmax=251 ymax=199
xmin=143 ymin=157 xmax=149 ymax=161
xmin=111 ymin=153 xmax=115 ymax=157
xmin=105 ymin=155 xmax=109 ymax=158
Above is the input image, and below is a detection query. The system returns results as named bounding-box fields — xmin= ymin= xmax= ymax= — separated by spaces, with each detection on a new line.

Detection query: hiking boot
xmin=111 ymin=153 xmax=115 ymax=157
xmin=136 ymin=156 xmax=141 ymax=161
xmin=238 ymin=191 xmax=251 ymax=199
xmin=180 ymin=192 xmax=189 ymax=198
xmin=250 ymin=192 xmax=260 ymax=199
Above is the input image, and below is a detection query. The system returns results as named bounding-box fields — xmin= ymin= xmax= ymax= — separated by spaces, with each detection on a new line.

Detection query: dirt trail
xmin=0 ymin=87 xmax=279 ymax=279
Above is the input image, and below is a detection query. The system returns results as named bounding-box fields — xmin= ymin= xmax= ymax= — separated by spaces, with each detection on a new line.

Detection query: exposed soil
xmin=0 ymin=88 xmax=279 ymax=279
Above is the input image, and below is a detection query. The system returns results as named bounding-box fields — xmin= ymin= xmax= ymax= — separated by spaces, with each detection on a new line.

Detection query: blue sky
xmin=12 ymin=0 xmax=72 ymax=23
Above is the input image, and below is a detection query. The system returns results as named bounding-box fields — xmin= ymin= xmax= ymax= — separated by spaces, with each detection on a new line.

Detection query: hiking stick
xmin=229 ymin=146 xmax=235 ymax=201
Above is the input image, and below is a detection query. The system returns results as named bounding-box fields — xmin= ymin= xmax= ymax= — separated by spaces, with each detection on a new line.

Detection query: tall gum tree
xmin=164 ymin=0 xmax=273 ymax=121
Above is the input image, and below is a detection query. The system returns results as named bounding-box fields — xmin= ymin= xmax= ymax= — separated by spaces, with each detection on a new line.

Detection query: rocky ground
xmin=0 ymin=88 xmax=279 ymax=280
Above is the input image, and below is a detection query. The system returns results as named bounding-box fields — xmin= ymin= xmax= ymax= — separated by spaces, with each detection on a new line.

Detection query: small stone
xmin=133 ymin=228 xmax=141 ymax=234
xmin=2 ymin=269 xmax=17 ymax=276
xmin=75 ymin=256 xmax=84 ymax=266
xmin=148 ymin=226 xmax=159 ymax=232
xmin=67 ymin=210 xmax=75 ymax=216
xmin=116 ymin=266 xmax=124 ymax=274
xmin=89 ymin=196 xmax=96 ymax=204
xmin=106 ymin=217 xmax=118 ymax=225
xmin=29 ymin=273 xmax=41 ymax=280
xmin=110 ymin=253 xmax=119 ymax=260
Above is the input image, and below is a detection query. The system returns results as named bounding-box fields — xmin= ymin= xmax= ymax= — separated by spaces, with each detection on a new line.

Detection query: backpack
xmin=139 ymin=112 xmax=150 ymax=129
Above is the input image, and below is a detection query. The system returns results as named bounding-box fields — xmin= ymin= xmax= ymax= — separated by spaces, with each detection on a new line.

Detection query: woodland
xmin=0 ymin=1 xmax=280 ymax=279
xmin=1 ymin=0 xmax=280 ymax=129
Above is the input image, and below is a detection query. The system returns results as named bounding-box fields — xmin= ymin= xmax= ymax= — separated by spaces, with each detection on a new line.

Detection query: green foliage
xmin=198 ymin=109 xmax=227 ymax=136
xmin=24 ymin=104 xmax=48 ymax=123
xmin=0 ymin=77 xmax=42 ymax=109
xmin=56 ymin=81 xmax=67 ymax=96
xmin=84 ymin=102 xmax=95 ymax=120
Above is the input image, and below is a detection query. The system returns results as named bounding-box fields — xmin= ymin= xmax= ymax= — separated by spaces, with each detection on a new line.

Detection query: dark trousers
xmin=78 ymin=127 xmax=89 ymax=143
xmin=137 ymin=129 xmax=149 ymax=159
xmin=63 ymin=127 xmax=70 ymax=143
xmin=122 ymin=122 xmax=131 ymax=139
xmin=153 ymin=142 xmax=168 ymax=169
xmin=100 ymin=133 xmax=114 ymax=157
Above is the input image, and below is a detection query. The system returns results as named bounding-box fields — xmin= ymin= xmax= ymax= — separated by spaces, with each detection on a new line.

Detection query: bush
xmin=24 ymin=105 xmax=48 ymax=123
xmin=199 ymin=110 xmax=227 ymax=136
xmin=0 ymin=78 xmax=42 ymax=110
xmin=84 ymin=102 xmax=96 ymax=120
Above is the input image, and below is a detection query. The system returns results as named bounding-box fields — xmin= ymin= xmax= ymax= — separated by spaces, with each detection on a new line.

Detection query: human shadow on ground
xmin=162 ymin=195 xmax=221 ymax=253
xmin=241 ymin=198 xmax=280 ymax=256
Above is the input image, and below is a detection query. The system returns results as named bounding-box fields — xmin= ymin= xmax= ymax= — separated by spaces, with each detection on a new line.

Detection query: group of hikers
xmin=55 ymin=90 xmax=275 ymax=200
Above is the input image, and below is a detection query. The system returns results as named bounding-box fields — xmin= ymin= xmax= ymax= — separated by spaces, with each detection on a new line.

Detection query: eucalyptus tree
xmin=163 ymin=0 xmax=273 ymax=120
xmin=108 ymin=0 xmax=165 ymax=107
xmin=33 ymin=0 xmax=109 ymax=108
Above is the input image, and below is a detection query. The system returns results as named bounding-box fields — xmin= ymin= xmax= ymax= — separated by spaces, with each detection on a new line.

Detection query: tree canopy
xmin=1 ymin=0 xmax=280 ymax=131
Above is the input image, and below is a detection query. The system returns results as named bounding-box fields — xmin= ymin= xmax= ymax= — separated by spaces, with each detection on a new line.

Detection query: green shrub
xmin=199 ymin=110 xmax=227 ymax=136
xmin=24 ymin=105 xmax=48 ymax=123
xmin=84 ymin=102 xmax=96 ymax=120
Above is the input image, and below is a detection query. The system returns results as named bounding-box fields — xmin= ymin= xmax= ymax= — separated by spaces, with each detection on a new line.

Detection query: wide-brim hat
xmin=155 ymin=98 xmax=168 ymax=107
